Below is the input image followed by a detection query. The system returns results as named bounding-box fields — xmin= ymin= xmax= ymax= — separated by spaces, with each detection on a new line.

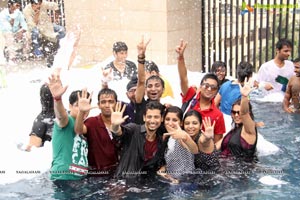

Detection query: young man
xmin=110 ymin=101 xmax=166 ymax=177
xmin=0 ymin=0 xmax=30 ymax=64
xmin=123 ymin=75 xmax=137 ymax=123
xmin=104 ymin=41 xmax=137 ymax=80
xmin=255 ymin=38 xmax=294 ymax=93
xmin=74 ymin=88 xmax=119 ymax=176
xmin=283 ymin=58 xmax=300 ymax=113
xmin=23 ymin=0 xmax=65 ymax=57
xmin=134 ymin=38 xmax=166 ymax=124
xmin=214 ymin=61 xmax=254 ymax=115
xmin=176 ymin=39 xmax=225 ymax=143
xmin=48 ymin=74 xmax=89 ymax=180
xmin=144 ymin=60 xmax=174 ymax=98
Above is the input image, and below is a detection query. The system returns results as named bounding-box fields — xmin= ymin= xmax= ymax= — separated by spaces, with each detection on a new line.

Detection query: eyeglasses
xmin=231 ymin=110 xmax=240 ymax=115
xmin=201 ymin=83 xmax=218 ymax=91
xmin=216 ymin=68 xmax=226 ymax=73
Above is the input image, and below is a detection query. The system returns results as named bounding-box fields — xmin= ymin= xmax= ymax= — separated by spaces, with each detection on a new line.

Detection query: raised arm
xmin=239 ymin=78 xmax=256 ymax=135
xmin=198 ymin=117 xmax=215 ymax=154
xmin=175 ymin=39 xmax=189 ymax=96
xmin=48 ymin=74 xmax=68 ymax=128
xmin=135 ymin=37 xmax=151 ymax=103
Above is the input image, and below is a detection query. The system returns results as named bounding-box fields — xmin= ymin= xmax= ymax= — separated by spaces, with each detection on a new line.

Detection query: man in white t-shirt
xmin=255 ymin=38 xmax=294 ymax=93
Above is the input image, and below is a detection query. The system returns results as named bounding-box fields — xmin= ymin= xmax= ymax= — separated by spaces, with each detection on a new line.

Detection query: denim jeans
xmin=31 ymin=25 xmax=66 ymax=53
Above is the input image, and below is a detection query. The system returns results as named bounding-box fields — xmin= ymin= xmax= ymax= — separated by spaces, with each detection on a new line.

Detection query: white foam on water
xmin=259 ymin=175 xmax=288 ymax=185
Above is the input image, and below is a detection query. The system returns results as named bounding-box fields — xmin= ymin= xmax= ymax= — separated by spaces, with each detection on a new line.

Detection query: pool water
xmin=0 ymin=99 xmax=299 ymax=200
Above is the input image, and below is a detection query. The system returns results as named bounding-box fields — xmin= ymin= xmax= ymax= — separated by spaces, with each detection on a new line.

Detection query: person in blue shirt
xmin=0 ymin=0 xmax=30 ymax=65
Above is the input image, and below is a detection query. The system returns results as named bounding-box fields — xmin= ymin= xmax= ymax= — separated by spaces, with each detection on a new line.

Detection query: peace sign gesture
xmin=175 ymin=39 xmax=188 ymax=57
xmin=137 ymin=36 xmax=151 ymax=56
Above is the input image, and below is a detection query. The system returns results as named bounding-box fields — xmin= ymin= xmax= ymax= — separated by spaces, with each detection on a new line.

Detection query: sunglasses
xmin=231 ymin=110 xmax=240 ymax=115
xmin=201 ymin=83 xmax=218 ymax=91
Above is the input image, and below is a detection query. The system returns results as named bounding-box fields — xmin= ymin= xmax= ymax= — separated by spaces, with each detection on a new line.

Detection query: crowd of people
xmin=16 ymin=34 xmax=299 ymax=184
xmin=1 ymin=0 xmax=299 ymax=185
xmin=0 ymin=0 xmax=65 ymax=66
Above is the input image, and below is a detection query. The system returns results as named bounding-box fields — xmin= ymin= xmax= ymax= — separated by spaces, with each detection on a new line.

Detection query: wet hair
xmin=236 ymin=61 xmax=253 ymax=83
xmin=30 ymin=0 xmax=42 ymax=4
xmin=183 ymin=109 xmax=202 ymax=126
xmin=40 ymin=84 xmax=53 ymax=112
xmin=113 ymin=41 xmax=128 ymax=53
xmin=163 ymin=106 xmax=183 ymax=122
xmin=145 ymin=60 xmax=160 ymax=74
xmin=232 ymin=99 xmax=254 ymax=121
xmin=97 ymin=88 xmax=117 ymax=102
xmin=293 ymin=58 xmax=300 ymax=63
xmin=69 ymin=90 xmax=91 ymax=105
xmin=144 ymin=101 xmax=165 ymax=116
xmin=211 ymin=61 xmax=227 ymax=74
xmin=200 ymin=73 xmax=220 ymax=89
xmin=146 ymin=75 xmax=165 ymax=89
xmin=8 ymin=0 xmax=21 ymax=6
xmin=275 ymin=38 xmax=293 ymax=50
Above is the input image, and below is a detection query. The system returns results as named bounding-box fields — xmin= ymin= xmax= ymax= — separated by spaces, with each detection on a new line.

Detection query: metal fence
xmin=201 ymin=0 xmax=300 ymax=77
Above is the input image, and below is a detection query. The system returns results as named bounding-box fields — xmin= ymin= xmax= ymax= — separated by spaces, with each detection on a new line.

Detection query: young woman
xmin=158 ymin=106 xmax=219 ymax=183
xmin=183 ymin=110 xmax=220 ymax=172
xmin=157 ymin=106 xmax=196 ymax=183
xmin=218 ymin=78 xmax=257 ymax=159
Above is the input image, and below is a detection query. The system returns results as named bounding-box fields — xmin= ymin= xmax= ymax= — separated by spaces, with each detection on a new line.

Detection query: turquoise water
xmin=0 ymin=100 xmax=299 ymax=200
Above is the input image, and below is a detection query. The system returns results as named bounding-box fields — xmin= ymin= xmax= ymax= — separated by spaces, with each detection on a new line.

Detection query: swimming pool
xmin=0 ymin=95 xmax=299 ymax=199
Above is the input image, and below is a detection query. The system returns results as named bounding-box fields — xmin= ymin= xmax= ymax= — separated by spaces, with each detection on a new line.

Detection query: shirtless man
xmin=283 ymin=58 xmax=300 ymax=113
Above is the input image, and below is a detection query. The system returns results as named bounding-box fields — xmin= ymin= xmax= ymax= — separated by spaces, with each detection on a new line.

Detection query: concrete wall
xmin=64 ymin=0 xmax=202 ymax=71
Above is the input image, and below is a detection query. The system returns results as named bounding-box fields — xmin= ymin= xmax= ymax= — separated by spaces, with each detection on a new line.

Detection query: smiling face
xmin=293 ymin=61 xmax=300 ymax=77
xmin=183 ymin=115 xmax=202 ymax=138
xmin=200 ymin=78 xmax=219 ymax=100
xmin=164 ymin=112 xmax=181 ymax=132
xmin=114 ymin=50 xmax=128 ymax=64
xmin=144 ymin=109 xmax=163 ymax=132
xmin=231 ymin=104 xmax=242 ymax=124
xmin=146 ymin=78 xmax=164 ymax=101
xmin=215 ymin=66 xmax=226 ymax=81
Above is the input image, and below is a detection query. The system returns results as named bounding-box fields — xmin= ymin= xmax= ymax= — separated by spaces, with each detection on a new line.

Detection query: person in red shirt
xmin=176 ymin=39 xmax=225 ymax=143
xmin=75 ymin=88 xmax=119 ymax=176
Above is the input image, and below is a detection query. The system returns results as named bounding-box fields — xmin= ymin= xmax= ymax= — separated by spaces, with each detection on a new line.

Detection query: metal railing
xmin=201 ymin=0 xmax=300 ymax=77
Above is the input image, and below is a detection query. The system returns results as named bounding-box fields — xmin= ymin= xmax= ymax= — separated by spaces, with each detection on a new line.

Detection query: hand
xmin=240 ymin=77 xmax=255 ymax=97
xmin=164 ymin=124 xmax=188 ymax=141
xmin=101 ymin=67 xmax=113 ymax=83
xmin=175 ymin=39 xmax=187 ymax=57
xmin=110 ymin=102 xmax=128 ymax=126
xmin=201 ymin=117 xmax=215 ymax=140
xmin=48 ymin=73 xmax=68 ymax=99
xmin=137 ymin=36 xmax=151 ymax=56
xmin=264 ymin=82 xmax=274 ymax=91
xmin=77 ymin=88 xmax=96 ymax=112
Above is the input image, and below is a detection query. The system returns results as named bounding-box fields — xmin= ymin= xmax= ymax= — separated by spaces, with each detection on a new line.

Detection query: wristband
xmin=54 ymin=96 xmax=62 ymax=101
